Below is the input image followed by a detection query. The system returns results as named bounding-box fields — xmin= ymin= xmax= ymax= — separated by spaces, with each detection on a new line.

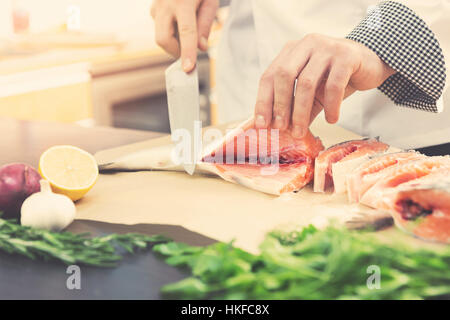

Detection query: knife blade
xmin=165 ymin=59 xmax=200 ymax=175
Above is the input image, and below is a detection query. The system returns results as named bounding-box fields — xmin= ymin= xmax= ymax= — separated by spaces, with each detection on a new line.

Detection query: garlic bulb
xmin=21 ymin=180 xmax=76 ymax=231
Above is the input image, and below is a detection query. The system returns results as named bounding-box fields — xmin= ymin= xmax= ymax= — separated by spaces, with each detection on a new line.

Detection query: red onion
xmin=0 ymin=163 xmax=41 ymax=219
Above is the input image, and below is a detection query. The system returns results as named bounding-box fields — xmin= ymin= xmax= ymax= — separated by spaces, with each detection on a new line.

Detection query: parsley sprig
xmin=154 ymin=226 xmax=450 ymax=299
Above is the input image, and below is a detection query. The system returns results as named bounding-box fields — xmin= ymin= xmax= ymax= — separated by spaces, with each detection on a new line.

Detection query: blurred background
xmin=0 ymin=0 xmax=229 ymax=133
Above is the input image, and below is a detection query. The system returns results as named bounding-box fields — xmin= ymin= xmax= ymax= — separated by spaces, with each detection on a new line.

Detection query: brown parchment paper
xmin=76 ymin=117 xmax=408 ymax=253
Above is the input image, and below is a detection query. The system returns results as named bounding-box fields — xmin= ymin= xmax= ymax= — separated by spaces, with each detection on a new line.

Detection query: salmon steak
xmin=200 ymin=118 xmax=324 ymax=195
xmin=360 ymin=156 xmax=450 ymax=209
xmin=346 ymin=151 xmax=425 ymax=203
xmin=382 ymin=169 xmax=450 ymax=243
xmin=313 ymin=139 xmax=389 ymax=193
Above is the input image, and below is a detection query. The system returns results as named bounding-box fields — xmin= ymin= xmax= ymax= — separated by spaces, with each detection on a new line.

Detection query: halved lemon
xmin=39 ymin=145 xmax=99 ymax=201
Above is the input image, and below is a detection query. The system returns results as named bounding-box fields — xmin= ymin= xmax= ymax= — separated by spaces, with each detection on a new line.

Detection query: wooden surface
xmin=0 ymin=45 xmax=175 ymax=124
xmin=0 ymin=44 xmax=167 ymax=76
xmin=0 ymin=117 xmax=162 ymax=168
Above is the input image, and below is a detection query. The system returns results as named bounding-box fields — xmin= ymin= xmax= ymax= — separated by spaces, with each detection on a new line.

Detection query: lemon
xmin=39 ymin=145 xmax=99 ymax=201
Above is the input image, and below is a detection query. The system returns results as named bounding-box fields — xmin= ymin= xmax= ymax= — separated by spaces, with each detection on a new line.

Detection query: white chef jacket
xmin=216 ymin=0 xmax=450 ymax=149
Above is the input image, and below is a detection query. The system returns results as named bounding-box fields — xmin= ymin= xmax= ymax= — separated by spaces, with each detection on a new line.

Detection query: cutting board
xmin=73 ymin=116 xmax=407 ymax=253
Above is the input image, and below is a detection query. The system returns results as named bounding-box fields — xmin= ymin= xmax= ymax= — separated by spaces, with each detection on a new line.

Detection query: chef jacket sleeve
xmin=346 ymin=1 xmax=448 ymax=113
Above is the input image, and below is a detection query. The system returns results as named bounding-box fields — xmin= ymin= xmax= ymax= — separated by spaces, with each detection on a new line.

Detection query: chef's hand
xmin=254 ymin=34 xmax=396 ymax=138
xmin=151 ymin=0 xmax=219 ymax=72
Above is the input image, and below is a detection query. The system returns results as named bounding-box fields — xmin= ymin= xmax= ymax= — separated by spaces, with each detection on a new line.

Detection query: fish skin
xmin=346 ymin=151 xmax=426 ymax=203
xmin=313 ymin=138 xmax=389 ymax=193
xmin=360 ymin=156 xmax=450 ymax=210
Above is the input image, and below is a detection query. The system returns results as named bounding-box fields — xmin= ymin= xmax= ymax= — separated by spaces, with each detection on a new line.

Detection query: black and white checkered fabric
xmin=346 ymin=1 xmax=446 ymax=112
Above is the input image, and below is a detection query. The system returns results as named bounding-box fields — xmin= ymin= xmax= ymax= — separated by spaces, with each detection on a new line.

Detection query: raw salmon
xmin=201 ymin=118 xmax=324 ymax=195
xmin=313 ymin=139 xmax=389 ymax=193
xmin=360 ymin=156 xmax=450 ymax=209
xmin=346 ymin=151 xmax=425 ymax=203
xmin=382 ymin=169 xmax=450 ymax=243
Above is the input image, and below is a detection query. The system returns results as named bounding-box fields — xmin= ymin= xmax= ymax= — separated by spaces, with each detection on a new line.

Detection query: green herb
xmin=154 ymin=226 xmax=450 ymax=300
xmin=3 ymin=212 xmax=449 ymax=299
xmin=0 ymin=217 xmax=169 ymax=267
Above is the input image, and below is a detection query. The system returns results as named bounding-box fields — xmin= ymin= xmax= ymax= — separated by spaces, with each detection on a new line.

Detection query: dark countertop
xmin=0 ymin=118 xmax=216 ymax=299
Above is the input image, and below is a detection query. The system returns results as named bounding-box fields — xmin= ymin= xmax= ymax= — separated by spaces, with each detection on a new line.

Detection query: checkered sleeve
xmin=346 ymin=1 xmax=446 ymax=112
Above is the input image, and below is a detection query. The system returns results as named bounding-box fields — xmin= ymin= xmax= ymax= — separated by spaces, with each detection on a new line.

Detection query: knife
xmin=165 ymin=59 xmax=200 ymax=175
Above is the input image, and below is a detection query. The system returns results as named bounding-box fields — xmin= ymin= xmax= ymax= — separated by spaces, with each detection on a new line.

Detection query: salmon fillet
xmin=313 ymin=139 xmax=389 ymax=193
xmin=201 ymin=118 xmax=324 ymax=195
xmin=360 ymin=156 xmax=450 ymax=209
xmin=346 ymin=151 xmax=425 ymax=203
xmin=383 ymin=169 xmax=450 ymax=243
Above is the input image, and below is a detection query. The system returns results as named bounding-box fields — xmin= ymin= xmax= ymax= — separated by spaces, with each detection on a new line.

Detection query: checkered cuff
xmin=346 ymin=1 xmax=446 ymax=112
